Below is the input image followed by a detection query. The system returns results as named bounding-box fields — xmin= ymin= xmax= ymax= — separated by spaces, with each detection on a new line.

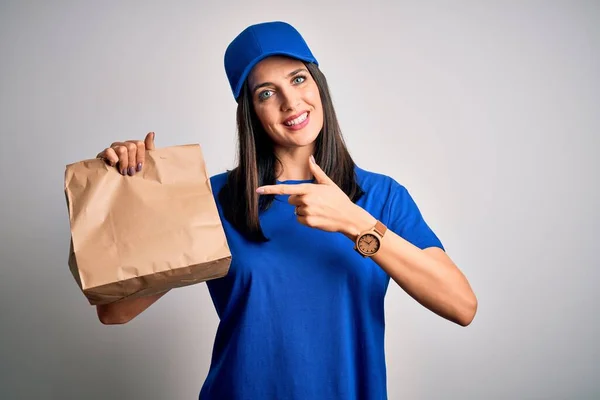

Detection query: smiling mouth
xmin=283 ymin=112 xmax=309 ymax=127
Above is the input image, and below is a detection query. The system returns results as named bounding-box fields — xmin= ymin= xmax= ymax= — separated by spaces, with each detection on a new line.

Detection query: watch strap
xmin=373 ymin=220 xmax=387 ymax=237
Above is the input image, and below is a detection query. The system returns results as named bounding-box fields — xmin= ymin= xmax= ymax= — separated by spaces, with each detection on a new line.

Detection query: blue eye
xmin=258 ymin=90 xmax=273 ymax=100
xmin=293 ymin=76 xmax=306 ymax=84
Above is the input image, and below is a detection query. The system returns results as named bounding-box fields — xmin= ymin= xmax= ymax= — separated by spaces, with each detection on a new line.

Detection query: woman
xmin=96 ymin=21 xmax=477 ymax=400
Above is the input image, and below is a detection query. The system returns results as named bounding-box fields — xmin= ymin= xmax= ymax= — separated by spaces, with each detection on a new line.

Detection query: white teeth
xmin=285 ymin=112 xmax=308 ymax=126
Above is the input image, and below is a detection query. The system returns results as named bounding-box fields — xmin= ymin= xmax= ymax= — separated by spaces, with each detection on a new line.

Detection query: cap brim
xmin=234 ymin=51 xmax=318 ymax=100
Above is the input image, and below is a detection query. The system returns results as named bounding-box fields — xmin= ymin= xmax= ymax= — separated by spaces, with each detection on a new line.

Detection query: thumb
xmin=309 ymin=155 xmax=334 ymax=185
xmin=145 ymin=131 xmax=156 ymax=150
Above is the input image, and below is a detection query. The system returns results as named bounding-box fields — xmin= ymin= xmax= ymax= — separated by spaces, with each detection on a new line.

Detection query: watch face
xmin=358 ymin=233 xmax=380 ymax=255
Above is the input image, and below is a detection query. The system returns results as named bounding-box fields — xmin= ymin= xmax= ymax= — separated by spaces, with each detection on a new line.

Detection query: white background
xmin=1 ymin=1 xmax=598 ymax=398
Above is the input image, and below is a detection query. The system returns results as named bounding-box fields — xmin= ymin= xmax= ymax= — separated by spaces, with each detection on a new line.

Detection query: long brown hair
xmin=218 ymin=61 xmax=364 ymax=242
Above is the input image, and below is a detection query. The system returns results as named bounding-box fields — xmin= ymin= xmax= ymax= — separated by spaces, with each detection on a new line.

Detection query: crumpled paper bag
xmin=64 ymin=144 xmax=231 ymax=305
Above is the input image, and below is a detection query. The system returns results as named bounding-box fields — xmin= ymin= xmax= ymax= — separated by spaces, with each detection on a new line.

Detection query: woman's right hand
xmin=96 ymin=132 xmax=155 ymax=176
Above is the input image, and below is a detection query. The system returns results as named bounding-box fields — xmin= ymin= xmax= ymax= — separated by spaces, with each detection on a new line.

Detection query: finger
xmin=97 ymin=147 xmax=119 ymax=167
xmin=113 ymin=145 xmax=129 ymax=175
xmin=287 ymin=194 xmax=305 ymax=206
xmin=296 ymin=215 xmax=318 ymax=228
xmin=257 ymin=183 xmax=313 ymax=196
xmin=145 ymin=132 xmax=155 ymax=151
xmin=294 ymin=205 xmax=305 ymax=216
xmin=126 ymin=140 xmax=146 ymax=171
xmin=125 ymin=141 xmax=138 ymax=175
xmin=309 ymin=155 xmax=335 ymax=185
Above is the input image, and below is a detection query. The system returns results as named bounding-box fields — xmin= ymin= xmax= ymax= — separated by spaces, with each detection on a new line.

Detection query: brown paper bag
xmin=64 ymin=144 xmax=231 ymax=305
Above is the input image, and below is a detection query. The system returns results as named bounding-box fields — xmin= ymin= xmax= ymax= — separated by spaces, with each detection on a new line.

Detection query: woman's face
xmin=247 ymin=56 xmax=324 ymax=150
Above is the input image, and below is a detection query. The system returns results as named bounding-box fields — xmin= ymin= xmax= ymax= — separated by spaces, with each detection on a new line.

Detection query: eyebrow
xmin=251 ymin=68 xmax=308 ymax=93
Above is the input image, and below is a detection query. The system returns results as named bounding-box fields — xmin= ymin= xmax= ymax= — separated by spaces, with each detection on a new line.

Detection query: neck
xmin=274 ymin=144 xmax=314 ymax=181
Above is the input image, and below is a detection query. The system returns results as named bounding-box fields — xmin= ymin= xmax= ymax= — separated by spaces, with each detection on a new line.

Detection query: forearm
xmin=373 ymin=232 xmax=476 ymax=326
xmin=344 ymin=207 xmax=477 ymax=326
xmin=96 ymin=290 xmax=169 ymax=325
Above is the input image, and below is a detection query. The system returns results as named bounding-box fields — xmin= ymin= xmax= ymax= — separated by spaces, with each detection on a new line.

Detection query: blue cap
xmin=224 ymin=21 xmax=319 ymax=100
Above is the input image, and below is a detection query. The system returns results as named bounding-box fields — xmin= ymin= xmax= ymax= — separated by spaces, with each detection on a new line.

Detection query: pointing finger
xmin=256 ymin=183 xmax=313 ymax=196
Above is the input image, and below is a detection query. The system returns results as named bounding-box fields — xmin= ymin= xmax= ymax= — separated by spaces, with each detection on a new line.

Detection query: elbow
xmin=97 ymin=307 xmax=132 ymax=325
xmin=99 ymin=316 xmax=129 ymax=325
xmin=455 ymin=293 xmax=478 ymax=327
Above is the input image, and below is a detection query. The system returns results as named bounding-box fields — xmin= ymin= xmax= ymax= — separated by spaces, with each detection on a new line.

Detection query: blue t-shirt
xmin=199 ymin=166 xmax=444 ymax=400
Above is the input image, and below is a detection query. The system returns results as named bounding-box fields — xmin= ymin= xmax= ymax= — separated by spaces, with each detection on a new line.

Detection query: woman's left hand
xmin=256 ymin=156 xmax=376 ymax=238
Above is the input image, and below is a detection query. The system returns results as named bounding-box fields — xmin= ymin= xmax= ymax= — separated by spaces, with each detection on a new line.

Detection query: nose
xmin=279 ymin=86 xmax=300 ymax=112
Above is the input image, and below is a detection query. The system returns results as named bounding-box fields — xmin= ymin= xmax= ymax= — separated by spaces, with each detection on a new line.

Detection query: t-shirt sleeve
xmin=384 ymin=182 xmax=445 ymax=251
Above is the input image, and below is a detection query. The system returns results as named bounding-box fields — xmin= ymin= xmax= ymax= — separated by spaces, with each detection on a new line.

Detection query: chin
xmin=286 ymin=123 xmax=322 ymax=146
xmin=288 ymin=129 xmax=320 ymax=148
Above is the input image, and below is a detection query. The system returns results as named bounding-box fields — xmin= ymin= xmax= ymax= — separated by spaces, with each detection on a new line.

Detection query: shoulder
xmin=209 ymin=171 xmax=230 ymax=194
xmin=355 ymin=166 xmax=444 ymax=249
xmin=354 ymin=165 xmax=408 ymax=198
xmin=353 ymin=165 xmax=418 ymax=220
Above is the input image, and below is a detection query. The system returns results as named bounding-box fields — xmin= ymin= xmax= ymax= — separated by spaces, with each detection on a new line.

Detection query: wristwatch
xmin=354 ymin=220 xmax=387 ymax=257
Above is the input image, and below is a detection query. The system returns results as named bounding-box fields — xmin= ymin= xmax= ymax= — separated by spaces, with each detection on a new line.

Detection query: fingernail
xmin=121 ymin=169 xmax=127 ymax=176
xmin=128 ymin=167 xmax=135 ymax=176
xmin=136 ymin=162 xmax=142 ymax=172
xmin=310 ymin=155 xmax=315 ymax=164
xmin=256 ymin=187 xmax=264 ymax=194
